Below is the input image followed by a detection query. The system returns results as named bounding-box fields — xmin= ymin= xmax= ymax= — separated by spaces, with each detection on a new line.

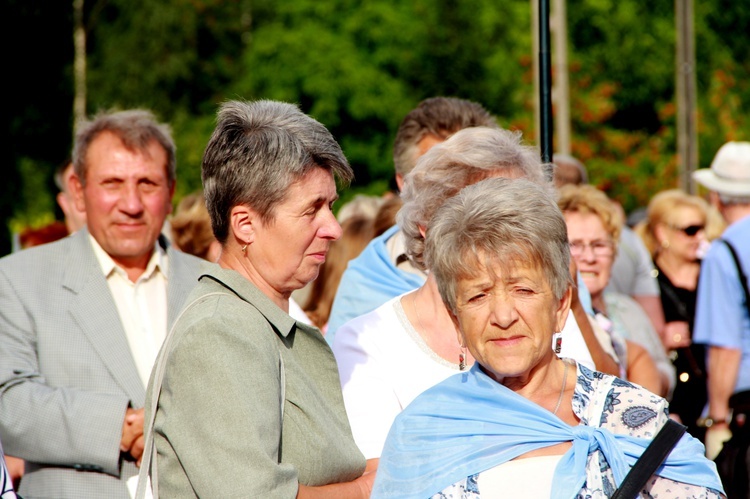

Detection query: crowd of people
xmin=0 ymin=94 xmax=747 ymax=498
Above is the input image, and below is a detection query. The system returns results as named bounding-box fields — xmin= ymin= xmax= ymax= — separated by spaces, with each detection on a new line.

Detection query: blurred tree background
xmin=4 ymin=0 xmax=749 ymax=255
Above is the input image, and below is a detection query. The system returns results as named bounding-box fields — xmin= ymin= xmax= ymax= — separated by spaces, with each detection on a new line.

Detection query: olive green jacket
xmin=145 ymin=267 xmax=365 ymax=497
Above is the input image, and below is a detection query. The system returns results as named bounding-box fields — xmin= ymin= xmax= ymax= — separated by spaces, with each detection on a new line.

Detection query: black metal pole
xmin=539 ymin=0 xmax=554 ymax=180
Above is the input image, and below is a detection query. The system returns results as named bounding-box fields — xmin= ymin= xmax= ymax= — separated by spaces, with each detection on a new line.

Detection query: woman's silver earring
xmin=553 ymin=332 xmax=563 ymax=354
xmin=459 ymin=345 xmax=467 ymax=371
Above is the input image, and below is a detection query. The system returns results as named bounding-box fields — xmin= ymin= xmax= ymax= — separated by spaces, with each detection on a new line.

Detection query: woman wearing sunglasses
xmin=635 ymin=189 xmax=725 ymax=442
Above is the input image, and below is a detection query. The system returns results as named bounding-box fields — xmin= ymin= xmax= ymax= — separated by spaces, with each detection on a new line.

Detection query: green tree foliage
xmin=4 ymin=0 xmax=749 ymax=255
xmin=86 ymin=0 xmax=252 ymax=116
xmin=233 ymin=0 xmax=532 ymax=190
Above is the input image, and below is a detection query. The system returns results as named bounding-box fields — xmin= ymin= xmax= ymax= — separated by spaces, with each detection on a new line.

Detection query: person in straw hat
xmin=692 ymin=141 xmax=750 ymax=496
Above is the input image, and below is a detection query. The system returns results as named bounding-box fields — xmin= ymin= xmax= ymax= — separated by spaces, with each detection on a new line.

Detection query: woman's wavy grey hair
xmin=396 ymin=126 xmax=550 ymax=271
xmin=425 ymin=177 xmax=572 ymax=314
xmin=202 ymin=99 xmax=353 ymax=243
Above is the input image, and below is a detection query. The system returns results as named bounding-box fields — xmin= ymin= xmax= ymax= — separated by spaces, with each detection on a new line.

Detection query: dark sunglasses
xmin=671 ymin=224 xmax=705 ymax=236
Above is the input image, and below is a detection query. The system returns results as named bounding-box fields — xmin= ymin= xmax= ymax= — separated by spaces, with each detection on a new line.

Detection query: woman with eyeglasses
xmin=634 ymin=189 xmax=725 ymax=442
xmin=558 ymin=184 xmax=675 ymax=398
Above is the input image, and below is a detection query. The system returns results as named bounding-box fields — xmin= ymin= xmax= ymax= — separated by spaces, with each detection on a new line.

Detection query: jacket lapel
xmin=164 ymin=237 xmax=204 ymax=329
xmin=62 ymin=229 xmax=146 ymax=405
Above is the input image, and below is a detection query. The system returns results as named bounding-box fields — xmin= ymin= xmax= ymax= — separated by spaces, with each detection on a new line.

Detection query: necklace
xmin=552 ymin=360 xmax=569 ymax=415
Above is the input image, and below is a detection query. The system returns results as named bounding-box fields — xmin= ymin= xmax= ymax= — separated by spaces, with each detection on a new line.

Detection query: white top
xmin=288 ymin=297 xmax=313 ymax=325
xmin=91 ymin=235 xmax=167 ymax=388
xmin=476 ymin=455 xmax=562 ymax=498
xmin=332 ymin=295 xmax=595 ymax=459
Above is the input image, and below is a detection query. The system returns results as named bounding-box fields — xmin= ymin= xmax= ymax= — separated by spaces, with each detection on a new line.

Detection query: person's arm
xmin=704 ymin=346 xmax=740 ymax=459
xmin=0 ymin=267 xmax=130 ymax=476
xmin=632 ymin=294 xmax=666 ymax=344
xmin=693 ymin=242 xmax=745 ymax=459
xmin=121 ymin=407 xmax=144 ymax=465
xmin=662 ymin=321 xmax=692 ymax=350
xmin=571 ymin=301 xmax=619 ymax=376
xmin=3 ymin=455 xmax=23 ymax=491
xmin=626 ymin=340 xmax=666 ymax=397
xmin=297 ymin=469 xmax=375 ymax=499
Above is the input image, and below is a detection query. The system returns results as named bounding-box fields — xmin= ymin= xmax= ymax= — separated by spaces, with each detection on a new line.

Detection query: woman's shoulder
xmin=574 ymin=363 xmax=668 ymax=437
xmin=334 ymin=295 xmax=406 ymax=344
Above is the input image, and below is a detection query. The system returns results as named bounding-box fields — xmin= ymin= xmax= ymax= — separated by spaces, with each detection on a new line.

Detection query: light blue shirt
xmin=694 ymin=215 xmax=750 ymax=393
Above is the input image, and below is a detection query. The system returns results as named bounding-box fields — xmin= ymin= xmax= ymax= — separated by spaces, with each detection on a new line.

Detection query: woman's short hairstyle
xmin=170 ymin=191 xmax=216 ymax=260
xmin=426 ymin=177 xmax=572 ymax=313
xmin=202 ymin=100 xmax=354 ymax=243
xmin=392 ymin=97 xmax=499 ymax=179
xmin=634 ymin=189 xmax=716 ymax=257
xmin=73 ymin=109 xmax=176 ymax=186
xmin=557 ymin=184 xmax=623 ymax=246
xmin=397 ymin=126 xmax=548 ymax=271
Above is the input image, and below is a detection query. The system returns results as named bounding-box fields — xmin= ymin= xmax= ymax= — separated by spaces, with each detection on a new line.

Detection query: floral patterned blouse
xmin=433 ymin=364 xmax=723 ymax=498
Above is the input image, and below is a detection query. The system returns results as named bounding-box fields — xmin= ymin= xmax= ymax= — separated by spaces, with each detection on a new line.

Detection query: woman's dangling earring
xmin=459 ymin=345 xmax=467 ymax=371
xmin=553 ymin=332 xmax=563 ymax=354
xmin=241 ymin=243 xmax=248 ymax=254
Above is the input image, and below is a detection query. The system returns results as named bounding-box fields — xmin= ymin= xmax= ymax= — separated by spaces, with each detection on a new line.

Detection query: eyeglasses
xmin=670 ymin=224 xmax=705 ymax=237
xmin=569 ymin=240 xmax=615 ymax=257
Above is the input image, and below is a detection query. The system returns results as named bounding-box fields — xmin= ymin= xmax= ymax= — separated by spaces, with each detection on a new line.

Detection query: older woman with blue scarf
xmin=372 ymin=178 xmax=723 ymax=498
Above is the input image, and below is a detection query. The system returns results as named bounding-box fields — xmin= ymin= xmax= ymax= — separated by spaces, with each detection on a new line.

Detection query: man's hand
xmin=705 ymin=424 xmax=731 ymax=460
xmin=121 ymin=407 xmax=145 ymax=462
xmin=663 ymin=321 xmax=691 ymax=350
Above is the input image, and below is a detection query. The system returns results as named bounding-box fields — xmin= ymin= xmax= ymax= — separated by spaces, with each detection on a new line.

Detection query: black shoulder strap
xmin=721 ymin=238 xmax=750 ymax=313
xmin=611 ymin=419 xmax=687 ymax=499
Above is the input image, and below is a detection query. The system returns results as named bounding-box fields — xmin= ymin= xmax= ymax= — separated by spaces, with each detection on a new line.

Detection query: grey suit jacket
xmin=0 ymin=228 xmax=208 ymax=499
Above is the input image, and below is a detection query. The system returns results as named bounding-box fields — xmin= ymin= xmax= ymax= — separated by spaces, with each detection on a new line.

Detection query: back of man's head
xmin=392 ymin=97 xmax=499 ymax=188
xmin=552 ymin=153 xmax=588 ymax=188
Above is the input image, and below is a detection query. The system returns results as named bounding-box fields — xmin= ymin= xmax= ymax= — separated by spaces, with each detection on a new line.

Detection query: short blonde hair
xmin=557 ymin=184 xmax=623 ymax=245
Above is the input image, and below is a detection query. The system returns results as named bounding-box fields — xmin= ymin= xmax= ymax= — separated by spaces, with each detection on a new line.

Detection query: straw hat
xmin=693 ymin=141 xmax=750 ymax=196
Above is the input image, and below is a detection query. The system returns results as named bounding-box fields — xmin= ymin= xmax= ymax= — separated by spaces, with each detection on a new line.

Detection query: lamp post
xmin=535 ymin=0 xmax=554 ymax=181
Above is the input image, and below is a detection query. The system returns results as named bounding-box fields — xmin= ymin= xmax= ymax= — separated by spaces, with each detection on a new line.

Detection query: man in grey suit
xmin=0 ymin=109 xmax=207 ymax=498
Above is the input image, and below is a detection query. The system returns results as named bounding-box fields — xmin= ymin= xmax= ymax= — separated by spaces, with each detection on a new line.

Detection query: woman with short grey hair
xmin=397 ymin=126 xmax=546 ymax=271
xmin=372 ymin=177 xmax=723 ymax=498
xmin=332 ymin=126 xmax=615 ymax=473
xmin=426 ymin=178 xmax=571 ymax=314
xmin=141 ymin=99 xmax=373 ymax=498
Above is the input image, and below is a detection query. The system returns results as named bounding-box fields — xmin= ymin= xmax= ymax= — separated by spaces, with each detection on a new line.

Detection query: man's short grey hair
xmin=72 ymin=109 xmax=176 ymax=186
xmin=397 ymin=126 xmax=550 ymax=271
xmin=203 ymin=99 xmax=354 ymax=243
xmin=392 ymin=97 xmax=499 ymax=179
xmin=718 ymin=192 xmax=750 ymax=206
xmin=426 ymin=177 xmax=572 ymax=314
